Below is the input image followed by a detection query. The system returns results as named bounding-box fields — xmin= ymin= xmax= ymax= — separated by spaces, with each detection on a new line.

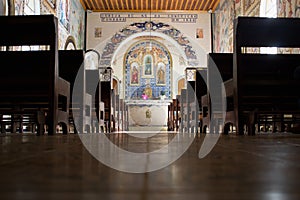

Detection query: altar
xmin=126 ymin=100 xmax=172 ymax=129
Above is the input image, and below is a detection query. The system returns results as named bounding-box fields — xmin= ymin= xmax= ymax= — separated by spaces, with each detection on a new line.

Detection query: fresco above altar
xmin=125 ymin=39 xmax=172 ymax=100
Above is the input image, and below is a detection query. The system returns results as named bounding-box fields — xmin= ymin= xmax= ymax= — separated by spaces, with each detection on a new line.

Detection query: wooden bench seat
xmin=58 ymin=50 xmax=93 ymax=133
xmin=0 ymin=15 xmax=69 ymax=135
xmin=202 ymin=53 xmax=233 ymax=134
xmin=233 ymin=17 xmax=300 ymax=135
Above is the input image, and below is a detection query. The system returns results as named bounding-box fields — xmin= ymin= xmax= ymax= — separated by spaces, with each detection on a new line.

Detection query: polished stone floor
xmin=1 ymin=132 xmax=300 ymax=200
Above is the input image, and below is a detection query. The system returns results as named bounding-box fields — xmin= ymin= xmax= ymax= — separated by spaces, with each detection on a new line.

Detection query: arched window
xmin=260 ymin=0 xmax=277 ymax=54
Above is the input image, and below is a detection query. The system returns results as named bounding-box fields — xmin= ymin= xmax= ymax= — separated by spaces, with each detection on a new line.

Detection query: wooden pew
xmin=118 ymin=99 xmax=125 ymax=131
xmin=110 ymin=91 xmax=127 ymax=132
xmin=186 ymin=82 xmax=198 ymax=133
xmin=101 ymin=81 xmax=112 ymax=132
xmin=86 ymin=69 xmax=104 ymax=133
xmin=0 ymin=15 xmax=69 ymax=135
xmin=111 ymin=91 xmax=117 ymax=132
xmin=167 ymin=100 xmax=176 ymax=131
xmin=178 ymin=68 xmax=207 ymax=133
xmin=84 ymin=49 xmax=106 ymax=133
xmin=179 ymin=89 xmax=187 ymax=132
xmin=175 ymin=95 xmax=181 ymax=131
xmin=202 ymin=53 xmax=233 ymax=134
xmin=233 ymin=17 xmax=300 ymax=135
xmin=114 ymin=95 xmax=127 ymax=132
xmin=58 ymin=50 xmax=92 ymax=133
xmin=195 ymin=68 xmax=208 ymax=133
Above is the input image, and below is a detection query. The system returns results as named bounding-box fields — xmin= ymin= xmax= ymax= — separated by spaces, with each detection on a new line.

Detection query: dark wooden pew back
xmin=58 ymin=50 xmax=93 ymax=133
xmin=234 ymin=17 xmax=300 ymax=134
xmin=0 ymin=15 xmax=69 ymax=135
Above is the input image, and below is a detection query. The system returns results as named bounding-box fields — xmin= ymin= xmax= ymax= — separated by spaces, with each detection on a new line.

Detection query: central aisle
xmin=1 ymin=132 xmax=300 ymax=199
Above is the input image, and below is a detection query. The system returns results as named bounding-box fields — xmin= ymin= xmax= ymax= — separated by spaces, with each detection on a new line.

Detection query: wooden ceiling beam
xmin=80 ymin=0 xmax=87 ymax=10
xmin=189 ymin=0 xmax=196 ymax=10
xmin=155 ymin=0 xmax=159 ymax=11
xmin=179 ymin=0 xmax=184 ymax=10
xmin=212 ymin=0 xmax=220 ymax=11
xmin=93 ymin=0 xmax=101 ymax=9
xmin=85 ymin=0 xmax=93 ymax=10
xmin=109 ymin=0 xmax=116 ymax=10
xmin=174 ymin=0 xmax=180 ymax=10
xmin=99 ymin=0 xmax=105 ymax=9
xmin=115 ymin=0 xmax=120 ymax=10
xmin=89 ymin=0 xmax=98 ymax=10
xmin=80 ymin=0 xmax=221 ymax=12
xmin=102 ymin=0 xmax=109 ymax=9
xmin=202 ymin=0 xmax=210 ymax=11
xmin=198 ymin=0 xmax=205 ymax=10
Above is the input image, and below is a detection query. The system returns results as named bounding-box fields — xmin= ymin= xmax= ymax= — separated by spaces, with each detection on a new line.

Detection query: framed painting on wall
xmin=156 ymin=62 xmax=166 ymax=86
xmin=94 ymin=27 xmax=102 ymax=38
xmin=142 ymin=54 xmax=154 ymax=78
xmin=130 ymin=62 xmax=140 ymax=86
xmin=196 ymin=28 xmax=203 ymax=39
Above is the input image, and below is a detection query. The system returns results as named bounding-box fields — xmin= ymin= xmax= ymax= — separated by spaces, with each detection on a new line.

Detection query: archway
xmin=124 ymin=39 xmax=172 ymax=100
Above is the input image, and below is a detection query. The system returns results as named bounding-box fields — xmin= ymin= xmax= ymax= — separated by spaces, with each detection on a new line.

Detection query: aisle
xmin=1 ymin=132 xmax=300 ymax=200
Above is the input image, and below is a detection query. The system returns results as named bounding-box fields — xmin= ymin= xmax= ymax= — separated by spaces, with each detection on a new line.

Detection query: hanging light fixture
xmin=146 ymin=0 xmax=153 ymax=51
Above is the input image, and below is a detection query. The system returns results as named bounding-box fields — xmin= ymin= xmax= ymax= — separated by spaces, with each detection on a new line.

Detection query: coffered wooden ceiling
xmin=80 ymin=0 xmax=220 ymax=12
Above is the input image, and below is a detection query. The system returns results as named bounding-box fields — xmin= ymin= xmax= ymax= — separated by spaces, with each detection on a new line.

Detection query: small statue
xmin=146 ymin=109 xmax=151 ymax=118
xmin=144 ymin=84 xmax=152 ymax=98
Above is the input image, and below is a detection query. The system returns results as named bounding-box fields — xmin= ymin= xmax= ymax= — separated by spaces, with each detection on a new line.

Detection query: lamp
xmin=146 ymin=0 xmax=153 ymax=51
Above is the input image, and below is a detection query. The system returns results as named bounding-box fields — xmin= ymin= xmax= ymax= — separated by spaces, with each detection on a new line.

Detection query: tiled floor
xmin=1 ymin=132 xmax=300 ymax=200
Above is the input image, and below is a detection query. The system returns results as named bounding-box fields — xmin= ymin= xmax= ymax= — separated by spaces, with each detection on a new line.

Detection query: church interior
xmin=1 ymin=0 xmax=300 ymax=199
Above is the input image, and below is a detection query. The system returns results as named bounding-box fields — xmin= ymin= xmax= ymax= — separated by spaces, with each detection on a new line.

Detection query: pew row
xmin=202 ymin=53 xmax=233 ymax=134
xmin=233 ymin=17 xmax=300 ymax=134
xmin=0 ymin=15 xmax=69 ymax=135
xmin=58 ymin=50 xmax=93 ymax=133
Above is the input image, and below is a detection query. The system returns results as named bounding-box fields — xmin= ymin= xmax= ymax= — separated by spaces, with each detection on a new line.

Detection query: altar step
xmin=128 ymin=125 xmax=168 ymax=132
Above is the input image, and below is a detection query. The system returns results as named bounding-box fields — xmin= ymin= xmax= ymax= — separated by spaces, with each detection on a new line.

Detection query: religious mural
xmin=12 ymin=0 xmax=84 ymax=50
xmin=143 ymin=54 xmax=154 ymax=77
xmin=58 ymin=0 xmax=70 ymax=31
xmin=156 ymin=62 xmax=166 ymax=85
xmin=213 ymin=0 xmax=300 ymax=53
xmin=125 ymin=40 xmax=171 ymax=100
xmin=15 ymin=0 xmax=24 ymax=15
xmin=130 ymin=62 xmax=140 ymax=85
xmin=100 ymin=21 xmax=198 ymax=67
xmin=213 ymin=0 xmax=234 ymax=53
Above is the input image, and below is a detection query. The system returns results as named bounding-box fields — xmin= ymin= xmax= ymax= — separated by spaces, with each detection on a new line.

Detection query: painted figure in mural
xmin=144 ymin=55 xmax=152 ymax=75
xmin=144 ymin=85 xmax=152 ymax=98
xmin=157 ymin=66 xmax=165 ymax=85
xmin=131 ymin=66 xmax=139 ymax=84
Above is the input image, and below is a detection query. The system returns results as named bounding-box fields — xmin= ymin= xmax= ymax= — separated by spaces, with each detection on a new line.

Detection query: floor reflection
xmin=1 ymin=132 xmax=300 ymax=199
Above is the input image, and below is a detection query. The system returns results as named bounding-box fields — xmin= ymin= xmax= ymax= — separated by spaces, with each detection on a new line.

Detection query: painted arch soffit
xmin=100 ymin=21 xmax=199 ymax=68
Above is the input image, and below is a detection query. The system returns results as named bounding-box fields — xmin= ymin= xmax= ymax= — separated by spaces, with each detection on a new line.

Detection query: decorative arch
xmin=64 ymin=35 xmax=77 ymax=50
xmin=112 ymin=78 xmax=119 ymax=94
xmin=177 ymin=76 xmax=185 ymax=95
xmin=124 ymin=39 xmax=172 ymax=100
xmin=100 ymin=21 xmax=199 ymax=68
